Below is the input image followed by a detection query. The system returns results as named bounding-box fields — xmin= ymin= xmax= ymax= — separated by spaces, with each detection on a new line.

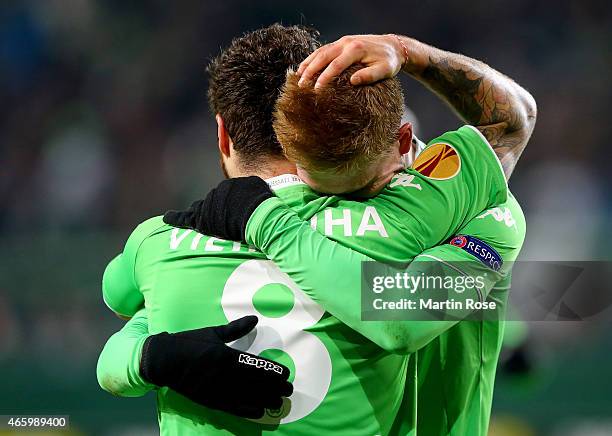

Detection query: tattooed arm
xmin=398 ymin=37 xmax=537 ymax=178
xmin=297 ymin=34 xmax=537 ymax=179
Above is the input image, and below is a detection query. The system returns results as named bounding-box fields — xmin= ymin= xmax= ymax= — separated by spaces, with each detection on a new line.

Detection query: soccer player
xmin=162 ymin=34 xmax=534 ymax=435
xmin=98 ymin=29 xmax=534 ymax=436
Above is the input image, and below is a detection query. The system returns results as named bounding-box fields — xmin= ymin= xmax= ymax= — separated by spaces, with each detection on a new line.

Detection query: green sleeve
xmin=247 ymin=197 xmax=524 ymax=354
xmin=420 ymin=125 xmax=508 ymax=207
xmin=102 ymin=254 xmax=143 ymax=317
xmin=367 ymin=245 xmax=503 ymax=354
xmin=102 ymin=216 xmax=165 ymax=317
xmin=96 ymin=308 xmax=155 ymax=397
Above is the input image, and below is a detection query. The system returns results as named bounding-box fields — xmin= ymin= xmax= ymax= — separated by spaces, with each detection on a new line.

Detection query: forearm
xmin=247 ymin=200 xmax=497 ymax=354
xmin=97 ymin=309 xmax=155 ymax=397
xmin=397 ymin=36 xmax=537 ymax=177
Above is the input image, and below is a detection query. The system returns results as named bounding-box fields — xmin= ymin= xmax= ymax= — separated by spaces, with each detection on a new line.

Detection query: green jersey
xmin=391 ymin=193 xmax=526 ymax=436
xmin=100 ymin=126 xmax=508 ymax=435
xmin=243 ymin=198 xmax=524 ymax=436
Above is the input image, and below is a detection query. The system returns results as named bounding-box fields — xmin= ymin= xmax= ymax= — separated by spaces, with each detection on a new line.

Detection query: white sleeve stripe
xmin=414 ymin=253 xmax=484 ymax=303
xmin=464 ymin=125 xmax=508 ymax=188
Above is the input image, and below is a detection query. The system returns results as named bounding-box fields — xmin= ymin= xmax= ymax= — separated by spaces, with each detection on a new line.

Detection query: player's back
xmin=135 ymin=216 xmax=407 ymax=436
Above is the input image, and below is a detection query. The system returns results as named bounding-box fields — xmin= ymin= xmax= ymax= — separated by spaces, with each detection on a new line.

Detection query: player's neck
xmin=349 ymin=153 xmax=404 ymax=198
xmin=235 ymin=158 xmax=297 ymax=179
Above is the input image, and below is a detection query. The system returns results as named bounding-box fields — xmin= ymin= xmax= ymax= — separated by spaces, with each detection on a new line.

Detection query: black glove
xmin=140 ymin=315 xmax=293 ymax=419
xmin=163 ymin=176 xmax=274 ymax=243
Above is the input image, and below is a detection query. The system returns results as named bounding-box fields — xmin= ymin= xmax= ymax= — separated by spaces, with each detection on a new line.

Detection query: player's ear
xmin=398 ymin=122 xmax=413 ymax=155
xmin=216 ymin=114 xmax=231 ymax=158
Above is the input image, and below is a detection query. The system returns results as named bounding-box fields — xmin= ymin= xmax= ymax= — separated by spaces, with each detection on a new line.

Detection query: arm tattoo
xmin=417 ymin=55 xmax=536 ymax=178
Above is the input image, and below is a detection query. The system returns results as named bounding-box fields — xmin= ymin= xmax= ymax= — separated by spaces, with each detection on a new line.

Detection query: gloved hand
xmin=163 ymin=176 xmax=274 ymax=243
xmin=140 ymin=315 xmax=293 ymax=419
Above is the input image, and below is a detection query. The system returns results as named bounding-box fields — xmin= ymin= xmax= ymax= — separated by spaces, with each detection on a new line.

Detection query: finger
xmin=264 ymin=396 xmax=284 ymax=410
xmin=224 ymin=383 xmax=278 ymax=407
xmin=297 ymin=45 xmax=325 ymax=76
xmin=163 ymin=209 xmax=195 ymax=228
xmin=246 ymin=375 xmax=293 ymax=395
xmin=163 ymin=198 xmax=206 ymax=228
xmin=314 ymin=49 xmax=363 ymax=89
xmin=244 ymin=379 xmax=291 ymax=408
xmin=298 ymin=44 xmax=343 ymax=87
xmin=350 ymin=63 xmax=393 ymax=85
xmin=216 ymin=315 xmax=258 ymax=343
xmin=278 ymin=380 xmax=294 ymax=397
xmin=298 ymin=41 xmax=341 ymax=76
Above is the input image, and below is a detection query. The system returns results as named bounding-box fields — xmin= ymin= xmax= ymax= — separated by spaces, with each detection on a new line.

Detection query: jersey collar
xmin=264 ymin=174 xmax=306 ymax=192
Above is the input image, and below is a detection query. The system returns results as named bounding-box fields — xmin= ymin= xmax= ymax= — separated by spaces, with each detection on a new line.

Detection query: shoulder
xmin=123 ymin=215 xmax=167 ymax=260
xmin=126 ymin=216 xmax=166 ymax=245
xmin=417 ymin=126 xmax=504 ymax=181
xmin=430 ymin=125 xmax=495 ymax=156
xmin=409 ymin=125 xmax=508 ymax=206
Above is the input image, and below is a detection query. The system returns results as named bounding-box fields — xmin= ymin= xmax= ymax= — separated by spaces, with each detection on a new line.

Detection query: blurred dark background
xmin=1 ymin=0 xmax=611 ymax=434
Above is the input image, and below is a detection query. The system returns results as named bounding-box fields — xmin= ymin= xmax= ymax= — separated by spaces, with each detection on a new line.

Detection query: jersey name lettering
xmin=310 ymin=206 xmax=389 ymax=238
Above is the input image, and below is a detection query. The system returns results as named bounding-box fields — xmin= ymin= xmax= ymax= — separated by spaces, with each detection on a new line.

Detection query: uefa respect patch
xmin=447 ymin=235 xmax=503 ymax=271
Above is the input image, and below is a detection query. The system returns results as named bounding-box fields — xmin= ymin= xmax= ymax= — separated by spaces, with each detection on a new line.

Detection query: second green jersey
xmin=101 ymin=126 xmax=509 ymax=435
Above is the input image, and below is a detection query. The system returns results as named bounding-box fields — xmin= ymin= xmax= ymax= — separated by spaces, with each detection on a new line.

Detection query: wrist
xmin=140 ymin=333 xmax=173 ymax=386
xmin=388 ymin=34 xmax=410 ymax=67
xmin=394 ymin=36 xmax=427 ymax=76
xmin=134 ymin=333 xmax=156 ymax=389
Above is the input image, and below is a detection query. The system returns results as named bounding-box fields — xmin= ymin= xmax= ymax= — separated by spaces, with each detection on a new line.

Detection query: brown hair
xmin=207 ymin=24 xmax=320 ymax=167
xmin=273 ymin=65 xmax=404 ymax=172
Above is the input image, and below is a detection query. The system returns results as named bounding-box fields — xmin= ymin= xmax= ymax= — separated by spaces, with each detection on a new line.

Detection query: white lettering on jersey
xmin=356 ymin=206 xmax=389 ymax=238
xmin=310 ymin=214 xmax=317 ymax=230
xmin=390 ymin=173 xmax=422 ymax=190
xmin=190 ymin=233 xmax=204 ymax=250
xmin=170 ymin=231 xmax=249 ymax=252
xmin=478 ymin=207 xmax=517 ymax=230
xmin=324 ymin=209 xmax=352 ymax=236
xmin=169 ymin=228 xmax=193 ymax=249
xmin=313 ymin=207 xmax=389 ymax=238
xmin=205 ymin=237 xmax=225 ymax=252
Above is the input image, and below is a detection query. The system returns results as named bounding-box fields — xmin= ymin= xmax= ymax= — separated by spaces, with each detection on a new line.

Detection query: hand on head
xmin=297 ymin=34 xmax=407 ymax=89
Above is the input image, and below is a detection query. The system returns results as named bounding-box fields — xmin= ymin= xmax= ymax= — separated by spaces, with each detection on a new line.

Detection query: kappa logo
xmin=412 ymin=142 xmax=461 ymax=180
xmin=390 ymin=173 xmax=422 ymax=190
xmin=478 ymin=207 xmax=517 ymax=230
xmin=238 ymin=354 xmax=284 ymax=375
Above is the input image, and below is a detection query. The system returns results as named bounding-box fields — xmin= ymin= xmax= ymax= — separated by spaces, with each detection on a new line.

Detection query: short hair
xmin=207 ymin=24 xmax=320 ymax=167
xmin=273 ymin=65 xmax=404 ymax=173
